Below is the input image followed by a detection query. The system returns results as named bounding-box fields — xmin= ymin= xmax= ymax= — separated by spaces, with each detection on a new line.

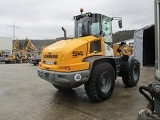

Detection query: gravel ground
xmin=0 ymin=63 xmax=157 ymax=120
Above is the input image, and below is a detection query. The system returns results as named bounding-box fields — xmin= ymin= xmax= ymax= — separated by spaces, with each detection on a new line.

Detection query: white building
xmin=0 ymin=37 xmax=12 ymax=51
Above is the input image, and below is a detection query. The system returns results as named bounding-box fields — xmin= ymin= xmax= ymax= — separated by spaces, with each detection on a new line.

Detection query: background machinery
xmin=21 ymin=40 xmax=36 ymax=63
xmin=29 ymin=45 xmax=47 ymax=65
xmin=37 ymin=9 xmax=140 ymax=102
xmin=29 ymin=52 xmax=41 ymax=65
xmin=29 ymin=45 xmax=46 ymax=65
xmin=0 ymin=50 xmax=3 ymax=57
xmin=5 ymin=39 xmax=22 ymax=64
xmin=0 ymin=50 xmax=5 ymax=62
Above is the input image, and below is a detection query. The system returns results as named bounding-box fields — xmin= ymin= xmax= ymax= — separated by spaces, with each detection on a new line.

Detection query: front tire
xmin=84 ymin=62 xmax=115 ymax=102
xmin=122 ymin=59 xmax=140 ymax=87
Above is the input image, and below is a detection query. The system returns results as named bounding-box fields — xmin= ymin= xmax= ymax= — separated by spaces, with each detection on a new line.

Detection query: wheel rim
xmin=133 ymin=65 xmax=139 ymax=81
xmin=100 ymin=72 xmax=111 ymax=93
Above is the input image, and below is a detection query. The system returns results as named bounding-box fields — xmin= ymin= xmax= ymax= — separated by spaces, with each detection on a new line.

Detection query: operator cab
xmin=74 ymin=10 xmax=122 ymax=48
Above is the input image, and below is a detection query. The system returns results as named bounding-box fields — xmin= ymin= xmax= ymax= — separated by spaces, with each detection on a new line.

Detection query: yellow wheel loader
xmin=37 ymin=9 xmax=140 ymax=102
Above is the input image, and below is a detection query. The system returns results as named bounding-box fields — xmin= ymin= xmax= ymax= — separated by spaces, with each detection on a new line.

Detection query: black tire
xmin=84 ymin=62 xmax=115 ymax=102
xmin=53 ymin=85 xmax=72 ymax=91
xmin=16 ymin=59 xmax=22 ymax=63
xmin=5 ymin=61 xmax=9 ymax=64
xmin=122 ymin=59 xmax=140 ymax=87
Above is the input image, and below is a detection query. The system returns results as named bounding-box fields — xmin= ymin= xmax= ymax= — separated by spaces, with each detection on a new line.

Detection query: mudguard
xmin=83 ymin=56 xmax=120 ymax=78
xmin=120 ymin=55 xmax=135 ymax=71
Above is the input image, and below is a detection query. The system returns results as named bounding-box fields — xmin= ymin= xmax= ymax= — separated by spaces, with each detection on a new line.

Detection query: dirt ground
xmin=0 ymin=63 xmax=157 ymax=120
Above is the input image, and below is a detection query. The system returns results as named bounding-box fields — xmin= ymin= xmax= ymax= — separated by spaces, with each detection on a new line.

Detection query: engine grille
xmin=43 ymin=55 xmax=58 ymax=58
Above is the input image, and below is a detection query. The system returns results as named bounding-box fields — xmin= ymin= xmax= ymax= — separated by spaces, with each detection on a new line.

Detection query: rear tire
xmin=122 ymin=59 xmax=140 ymax=87
xmin=84 ymin=62 xmax=115 ymax=102
xmin=53 ymin=85 xmax=72 ymax=91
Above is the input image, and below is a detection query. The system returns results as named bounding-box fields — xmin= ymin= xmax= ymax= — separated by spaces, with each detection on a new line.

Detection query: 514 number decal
xmin=72 ymin=51 xmax=83 ymax=57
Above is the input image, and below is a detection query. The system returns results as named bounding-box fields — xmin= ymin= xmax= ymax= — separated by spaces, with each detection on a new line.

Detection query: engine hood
xmin=42 ymin=36 xmax=99 ymax=58
xmin=40 ymin=36 xmax=102 ymax=71
xmin=44 ymin=36 xmax=97 ymax=52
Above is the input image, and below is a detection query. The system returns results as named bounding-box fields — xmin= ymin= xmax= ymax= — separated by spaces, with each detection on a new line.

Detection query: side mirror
xmin=118 ymin=20 xmax=122 ymax=28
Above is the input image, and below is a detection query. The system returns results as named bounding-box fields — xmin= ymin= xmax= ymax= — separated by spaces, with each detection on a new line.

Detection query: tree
xmin=113 ymin=30 xmax=136 ymax=43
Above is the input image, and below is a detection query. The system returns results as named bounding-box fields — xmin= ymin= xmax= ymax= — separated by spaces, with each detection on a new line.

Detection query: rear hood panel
xmin=40 ymin=36 xmax=99 ymax=71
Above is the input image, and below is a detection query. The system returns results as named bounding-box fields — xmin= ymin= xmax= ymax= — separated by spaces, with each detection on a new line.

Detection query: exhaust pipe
xmin=62 ymin=27 xmax=67 ymax=39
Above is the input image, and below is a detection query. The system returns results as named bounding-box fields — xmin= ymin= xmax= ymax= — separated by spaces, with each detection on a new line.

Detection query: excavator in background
xmin=5 ymin=39 xmax=22 ymax=64
xmin=4 ymin=39 xmax=37 ymax=64
xmin=20 ymin=50 xmax=28 ymax=63
xmin=21 ymin=40 xmax=36 ymax=63
xmin=37 ymin=9 xmax=140 ymax=102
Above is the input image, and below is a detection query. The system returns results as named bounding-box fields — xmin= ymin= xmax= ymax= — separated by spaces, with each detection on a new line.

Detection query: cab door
xmin=102 ymin=16 xmax=113 ymax=56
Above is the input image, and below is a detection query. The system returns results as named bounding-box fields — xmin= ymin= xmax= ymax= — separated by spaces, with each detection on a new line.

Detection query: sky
xmin=0 ymin=0 xmax=154 ymax=40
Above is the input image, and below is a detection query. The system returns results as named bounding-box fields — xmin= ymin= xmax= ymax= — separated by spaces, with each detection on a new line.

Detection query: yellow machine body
xmin=39 ymin=36 xmax=104 ymax=72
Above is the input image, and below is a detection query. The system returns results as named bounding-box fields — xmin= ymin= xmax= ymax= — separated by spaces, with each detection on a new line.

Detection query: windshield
xmin=74 ymin=14 xmax=101 ymax=38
